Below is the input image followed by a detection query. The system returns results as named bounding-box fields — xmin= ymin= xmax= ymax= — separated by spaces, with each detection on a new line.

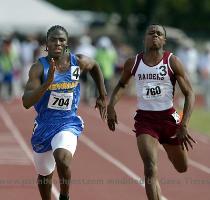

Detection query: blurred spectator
xmin=0 ymin=39 xmax=15 ymax=100
xmin=95 ymin=36 xmax=118 ymax=95
xmin=75 ymin=35 xmax=96 ymax=104
xmin=175 ymin=39 xmax=198 ymax=108
xmin=75 ymin=35 xmax=96 ymax=58
xmin=115 ymin=42 xmax=135 ymax=95
xmin=10 ymin=33 xmax=22 ymax=97
xmin=197 ymin=43 xmax=210 ymax=110
xmin=20 ymin=35 xmax=39 ymax=87
xmin=115 ymin=42 xmax=134 ymax=76
xmin=176 ymin=39 xmax=198 ymax=84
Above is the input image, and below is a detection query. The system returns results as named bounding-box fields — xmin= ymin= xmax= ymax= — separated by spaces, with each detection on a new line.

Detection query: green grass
xmin=189 ymin=107 xmax=210 ymax=136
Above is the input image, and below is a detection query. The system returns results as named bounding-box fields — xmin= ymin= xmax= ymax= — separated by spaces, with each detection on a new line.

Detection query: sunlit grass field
xmin=189 ymin=107 xmax=210 ymax=136
xmin=174 ymin=91 xmax=210 ymax=136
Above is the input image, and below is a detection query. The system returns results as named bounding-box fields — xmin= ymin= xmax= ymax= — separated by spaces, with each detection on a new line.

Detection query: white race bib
xmin=171 ymin=111 xmax=181 ymax=124
xmin=142 ymin=82 xmax=165 ymax=100
xmin=48 ymin=91 xmax=73 ymax=110
xmin=71 ymin=66 xmax=80 ymax=80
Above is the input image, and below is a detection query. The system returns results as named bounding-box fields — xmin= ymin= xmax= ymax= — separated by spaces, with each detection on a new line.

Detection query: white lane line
xmin=189 ymin=160 xmax=210 ymax=174
xmin=80 ymin=134 xmax=145 ymax=186
xmin=85 ymin=109 xmax=134 ymax=136
xmin=0 ymin=105 xmax=59 ymax=200
xmin=191 ymin=132 xmax=210 ymax=144
xmin=0 ymin=146 xmax=31 ymax=165
xmin=0 ymin=134 xmax=31 ymax=165
xmin=79 ymin=134 xmax=168 ymax=200
xmin=87 ymin=110 xmax=210 ymax=175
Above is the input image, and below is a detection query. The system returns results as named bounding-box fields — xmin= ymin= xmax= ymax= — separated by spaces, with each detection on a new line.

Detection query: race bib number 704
xmin=48 ymin=91 xmax=73 ymax=110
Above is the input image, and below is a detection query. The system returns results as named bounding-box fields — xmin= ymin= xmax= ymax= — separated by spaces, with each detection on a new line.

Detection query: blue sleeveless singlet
xmin=31 ymin=54 xmax=84 ymax=153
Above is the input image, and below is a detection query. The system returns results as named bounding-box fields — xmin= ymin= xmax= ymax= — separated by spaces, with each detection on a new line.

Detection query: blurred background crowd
xmin=1 ymin=0 xmax=210 ymax=111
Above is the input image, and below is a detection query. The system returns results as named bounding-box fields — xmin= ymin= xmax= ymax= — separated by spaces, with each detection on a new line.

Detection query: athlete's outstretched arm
xmin=22 ymin=59 xmax=56 ymax=109
xmin=107 ymin=57 xmax=135 ymax=131
xmin=170 ymin=55 xmax=196 ymax=150
xmin=77 ymin=54 xmax=107 ymax=120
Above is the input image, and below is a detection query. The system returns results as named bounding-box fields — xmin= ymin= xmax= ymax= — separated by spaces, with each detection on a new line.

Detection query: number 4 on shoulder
xmin=71 ymin=66 xmax=80 ymax=80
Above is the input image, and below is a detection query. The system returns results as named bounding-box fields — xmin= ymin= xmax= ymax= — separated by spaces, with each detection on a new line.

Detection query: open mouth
xmin=54 ymin=48 xmax=62 ymax=53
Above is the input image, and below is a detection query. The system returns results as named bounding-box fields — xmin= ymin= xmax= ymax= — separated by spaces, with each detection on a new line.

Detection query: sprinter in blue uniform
xmin=22 ymin=25 xmax=107 ymax=200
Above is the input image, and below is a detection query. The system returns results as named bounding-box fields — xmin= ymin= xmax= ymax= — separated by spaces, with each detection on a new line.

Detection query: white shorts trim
xmin=33 ymin=150 xmax=55 ymax=176
xmin=51 ymin=131 xmax=78 ymax=154
xmin=33 ymin=131 xmax=78 ymax=176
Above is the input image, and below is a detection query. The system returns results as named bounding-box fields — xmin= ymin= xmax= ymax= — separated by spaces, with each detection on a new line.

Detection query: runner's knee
xmin=175 ymin=163 xmax=188 ymax=173
xmin=37 ymin=173 xmax=53 ymax=185
xmin=54 ymin=149 xmax=72 ymax=171
xmin=56 ymin=158 xmax=70 ymax=171
xmin=170 ymin=156 xmax=188 ymax=173
xmin=144 ymin=162 xmax=158 ymax=178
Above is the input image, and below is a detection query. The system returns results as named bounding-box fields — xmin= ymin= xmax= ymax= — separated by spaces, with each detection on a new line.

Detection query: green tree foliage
xmin=46 ymin=0 xmax=210 ymax=37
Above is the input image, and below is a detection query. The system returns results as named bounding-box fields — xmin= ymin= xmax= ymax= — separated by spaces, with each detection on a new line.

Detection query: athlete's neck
xmin=143 ymin=49 xmax=164 ymax=65
xmin=47 ymin=53 xmax=69 ymax=66
xmin=47 ymin=53 xmax=70 ymax=72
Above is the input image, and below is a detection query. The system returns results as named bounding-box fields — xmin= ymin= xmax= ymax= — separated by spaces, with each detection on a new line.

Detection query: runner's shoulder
xmin=124 ymin=56 xmax=136 ymax=72
xmin=29 ymin=60 xmax=44 ymax=77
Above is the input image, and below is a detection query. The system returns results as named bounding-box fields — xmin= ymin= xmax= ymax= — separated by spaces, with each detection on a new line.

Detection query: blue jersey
xmin=31 ymin=53 xmax=84 ymax=153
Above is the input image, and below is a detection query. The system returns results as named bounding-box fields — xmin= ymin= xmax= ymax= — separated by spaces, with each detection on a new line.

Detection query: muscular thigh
xmin=137 ymin=134 xmax=159 ymax=164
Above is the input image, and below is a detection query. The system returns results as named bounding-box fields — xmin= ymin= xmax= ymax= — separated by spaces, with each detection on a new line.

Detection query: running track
xmin=0 ymin=97 xmax=209 ymax=200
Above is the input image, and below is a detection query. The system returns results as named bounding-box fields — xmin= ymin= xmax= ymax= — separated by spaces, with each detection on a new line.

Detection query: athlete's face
xmin=47 ymin=29 xmax=68 ymax=58
xmin=144 ymin=25 xmax=166 ymax=50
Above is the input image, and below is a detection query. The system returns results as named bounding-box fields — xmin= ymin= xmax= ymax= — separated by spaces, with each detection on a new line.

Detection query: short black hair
xmin=147 ymin=24 xmax=167 ymax=38
xmin=46 ymin=25 xmax=68 ymax=40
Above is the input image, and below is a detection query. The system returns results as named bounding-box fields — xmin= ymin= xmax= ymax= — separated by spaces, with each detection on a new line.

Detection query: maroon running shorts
xmin=133 ymin=107 xmax=181 ymax=145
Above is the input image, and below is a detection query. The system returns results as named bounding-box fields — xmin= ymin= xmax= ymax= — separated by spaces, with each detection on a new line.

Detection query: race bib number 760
xmin=143 ymin=82 xmax=165 ymax=100
xmin=48 ymin=91 xmax=73 ymax=110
